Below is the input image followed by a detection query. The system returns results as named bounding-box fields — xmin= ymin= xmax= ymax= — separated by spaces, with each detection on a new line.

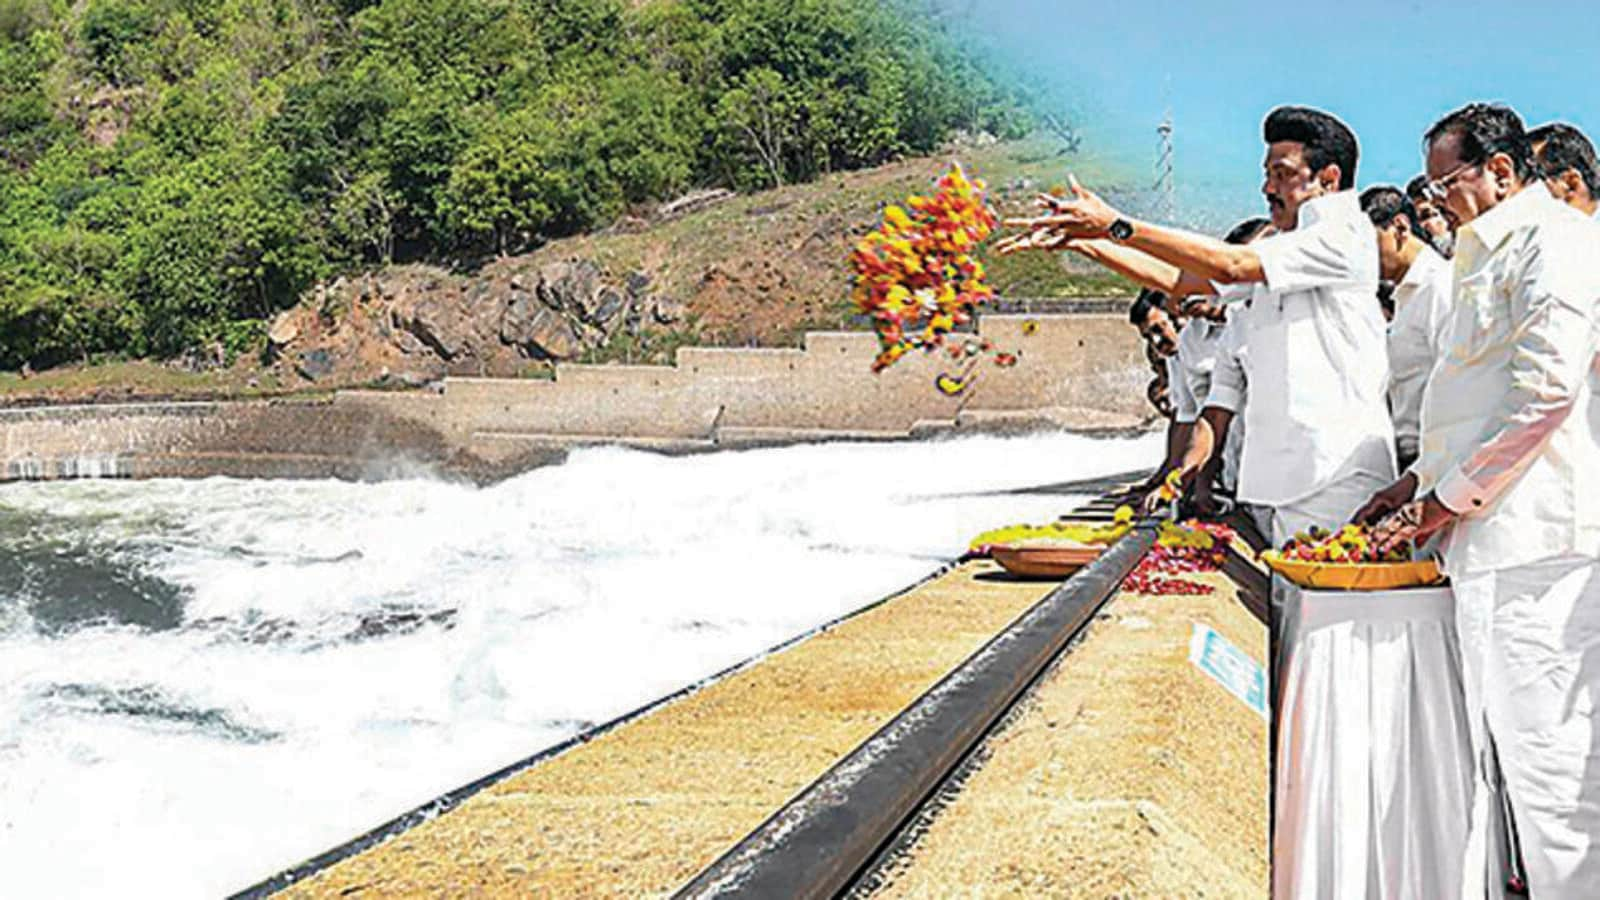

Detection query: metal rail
xmin=673 ymin=523 xmax=1158 ymax=900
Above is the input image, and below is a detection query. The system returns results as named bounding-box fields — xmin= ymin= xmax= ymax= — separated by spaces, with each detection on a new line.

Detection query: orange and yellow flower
xmin=849 ymin=163 xmax=1009 ymax=374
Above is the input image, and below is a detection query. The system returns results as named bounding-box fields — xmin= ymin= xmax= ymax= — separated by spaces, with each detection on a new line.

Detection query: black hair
xmin=1423 ymin=103 xmax=1536 ymax=183
xmin=1530 ymin=122 xmax=1600 ymax=197
xmin=1359 ymin=185 xmax=1427 ymax=240
xmin=1263 ymin=106 xmax=1359 ymax=189
xmin=1404 ymin=174 xmax=1431 ymax=202
xmin=1128 ymin=288 xmax=1165 ymax=326
xmin=1223 ymin=216 xmax=1271 ymax=245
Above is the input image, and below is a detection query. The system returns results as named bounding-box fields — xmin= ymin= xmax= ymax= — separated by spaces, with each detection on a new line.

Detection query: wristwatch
xmin=1107 ymin=218 xmax=1135 ymax=242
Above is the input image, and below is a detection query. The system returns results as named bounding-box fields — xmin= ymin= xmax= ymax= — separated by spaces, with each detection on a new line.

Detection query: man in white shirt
xmin=1006 ymin=106 xmax=1396 ymax=546
xmin=1166 ymin=303 xmax=1233 ymax=492
xmin=1143 ymin=217 xmax=1272 ymax=518
xmin=1359 ymin=185 xmax=1453 ymax=471
xmin=1530 ymin=122 xmax=1600 ymax=218
xmin=1365 ymin=103 xmax=1600 ymax=896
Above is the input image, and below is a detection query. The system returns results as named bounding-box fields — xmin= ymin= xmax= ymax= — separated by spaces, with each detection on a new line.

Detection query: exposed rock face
xmin=267 ymin=314 xmax=300 ymax=348
xmin=270 ymin=258 xmax=681 ymax=384
xmin=501 ymin=293 xmax=581 ymax=360
xmin=294 ymin=349 xmax=334 ymax=381
xmin=392 ymin=294 xmax=470 ymax=361
xmin=535 ymin=259 xmax=602 ymax=318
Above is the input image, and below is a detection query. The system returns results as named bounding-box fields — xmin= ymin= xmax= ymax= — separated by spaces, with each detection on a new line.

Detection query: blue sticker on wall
xmin=1188 ymin=623 xmax=1267 ymax=719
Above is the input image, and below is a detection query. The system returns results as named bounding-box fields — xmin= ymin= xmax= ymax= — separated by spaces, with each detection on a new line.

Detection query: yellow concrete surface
xmin=282 ymin=561 xmax=1060 ymax=899
xmin=866 ymin=571 xmax=1269 ymax=899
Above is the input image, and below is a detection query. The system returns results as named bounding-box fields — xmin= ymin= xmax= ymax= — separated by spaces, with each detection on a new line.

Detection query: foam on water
xmin=0 ymin=430 xmax=1159 ymax=898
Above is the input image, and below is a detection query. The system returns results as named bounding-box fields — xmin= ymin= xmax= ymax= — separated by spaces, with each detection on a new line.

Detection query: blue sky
xmin=963 ymin=0 xmax=1600 ymax=227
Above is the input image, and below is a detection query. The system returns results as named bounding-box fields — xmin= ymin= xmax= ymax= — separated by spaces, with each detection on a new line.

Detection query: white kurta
xmin=1413 ymin=183 xmax=1600 ymax=897
xmin=1206 ymin=189 xmax=1397 ymax=509
xmin=1386 ymin=245 xmax=1452 ymax=467
xmin=1204 ymin=191 xmax=1397 ymax=695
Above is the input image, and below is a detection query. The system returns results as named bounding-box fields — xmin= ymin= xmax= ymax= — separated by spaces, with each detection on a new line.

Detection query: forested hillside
xmin=0 ymin=0 xmax=1030 ymax=370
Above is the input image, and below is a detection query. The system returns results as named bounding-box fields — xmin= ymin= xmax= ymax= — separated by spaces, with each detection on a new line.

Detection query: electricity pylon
xmin=1154 ymin=110 xmax=1176 ymax=223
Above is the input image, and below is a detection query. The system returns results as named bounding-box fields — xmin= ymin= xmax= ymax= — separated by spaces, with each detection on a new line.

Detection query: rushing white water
xmin=0 ymin=430 xmax=1158 ymax=898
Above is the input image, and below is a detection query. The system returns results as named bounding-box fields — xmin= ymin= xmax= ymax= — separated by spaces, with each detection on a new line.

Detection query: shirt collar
xmin=1293 ymin=189 xmax=1359 ymax=230
xmin=1459 ymin=181 xmax=1558 ymax=252
xmin=1397 ymin=244 xmax=1449 ymax=293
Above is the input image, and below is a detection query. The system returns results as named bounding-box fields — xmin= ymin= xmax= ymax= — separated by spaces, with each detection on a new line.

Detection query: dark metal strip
xmin=673 ymin=525 xmax=1158 ymax=900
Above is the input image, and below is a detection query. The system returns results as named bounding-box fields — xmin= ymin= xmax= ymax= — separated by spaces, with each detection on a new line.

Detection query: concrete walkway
xmin=279 ymin=561 xmax=1059 ymax=898
xmin=860 ymin=570 xmax=1269 ymax=898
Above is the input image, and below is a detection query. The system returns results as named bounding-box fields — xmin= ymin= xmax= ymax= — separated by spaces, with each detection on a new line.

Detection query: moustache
xmin=1266 ymin=195 xmax=1285 ymax=210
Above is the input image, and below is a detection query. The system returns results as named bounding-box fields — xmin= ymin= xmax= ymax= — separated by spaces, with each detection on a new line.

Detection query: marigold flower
xmin=848 ymin=162 xmax=1016 ymax=386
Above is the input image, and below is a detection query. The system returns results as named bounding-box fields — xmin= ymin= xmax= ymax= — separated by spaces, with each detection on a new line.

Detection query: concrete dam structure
xmin=0 ymin=313 xmax=1149 ymax=483
xmin=239 ymin=495 xmax=1271 ymax=898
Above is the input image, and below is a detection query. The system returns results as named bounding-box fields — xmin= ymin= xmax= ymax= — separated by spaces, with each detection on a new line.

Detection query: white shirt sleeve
xmin=1170 ymin=354 xmax=1200 ymax=423
xmin=1210 ymin=282 xmax=1256 ymax=305
xmin=1205 ymin=316 xmax=1247 ymax=413
xmin=1433 ymin=231 xmax=1600 ymax=515
xmin=1252 ymin=217 xmax=1366 ymax=294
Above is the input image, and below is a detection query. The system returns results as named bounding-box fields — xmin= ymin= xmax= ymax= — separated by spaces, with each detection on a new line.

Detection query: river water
xmin=0 ymin=430 xmax=1158 ymax=898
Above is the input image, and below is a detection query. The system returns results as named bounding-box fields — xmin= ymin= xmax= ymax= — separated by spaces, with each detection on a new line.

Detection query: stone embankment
xmin=1 ymin=314 xmax=1148 ymax=484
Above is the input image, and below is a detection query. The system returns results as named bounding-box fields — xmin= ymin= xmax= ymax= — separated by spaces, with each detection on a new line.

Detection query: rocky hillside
xmin=263 ymin=137 xmax=1134 ymax=383
xmin=0 ymin=138 xmax=1136 ymax=404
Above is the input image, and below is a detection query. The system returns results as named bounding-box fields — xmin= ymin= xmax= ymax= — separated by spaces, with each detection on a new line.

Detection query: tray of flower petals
xmin=1123 ymin=521 xmax=1234 ymax=596
xmin=971 ymin=511 xmax=1132 ymax=579
xmin=990 ymin=540 xmax=1107 ymax=578
xmin=1260 ymin=524 xmax=1444 ymax=591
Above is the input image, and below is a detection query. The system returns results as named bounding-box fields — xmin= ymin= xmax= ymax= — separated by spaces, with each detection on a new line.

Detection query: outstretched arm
xmin=1006 ymin=178 xmax=1266 ymax=284
xmin=1064 ymin=239 xmax=1222 ymax=297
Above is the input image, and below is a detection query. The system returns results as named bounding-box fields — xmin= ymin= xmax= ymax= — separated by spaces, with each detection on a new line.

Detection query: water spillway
xmin=0 ymin=431 xmax=1162 ymax=898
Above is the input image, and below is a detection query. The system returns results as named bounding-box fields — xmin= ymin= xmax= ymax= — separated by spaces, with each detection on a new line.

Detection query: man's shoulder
xmin=1522 ymin=207 xmax=1600 ymax=297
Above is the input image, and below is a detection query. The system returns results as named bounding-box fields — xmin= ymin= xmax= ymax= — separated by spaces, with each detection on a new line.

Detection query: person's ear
xmin=1486 ymin=152 xmax=1518 ymax=196
xmin=1562 ymin=169 xmax=1584 ymax=198
xmin=1316 ymin=164 xmax=1342 ymax=193
xmin=1391 ymin=214 xmax=1412 ymax=244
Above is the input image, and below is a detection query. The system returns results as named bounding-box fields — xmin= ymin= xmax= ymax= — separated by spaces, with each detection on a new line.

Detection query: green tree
xmin=0 ymin=0 xmax=1032 ymax=367
xmin=715 ymin=67 xmax=793 ymax=188
xmin=80 ymin=0 xmax=156 ymax=86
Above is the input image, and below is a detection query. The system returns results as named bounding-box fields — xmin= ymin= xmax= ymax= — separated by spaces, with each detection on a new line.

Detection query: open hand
xmin=1002 ymin=175 xmax=1121 ymax=240
xmin=1139 ymin=486 xmax=1167 ymax=517
xmin=1351 ymin=472 xmax=1418 ymax=526
xmin=1371 ymin=492 xmax=1454 ymax=556
xmin=992 ymin=228 xmax=1072 ymax=256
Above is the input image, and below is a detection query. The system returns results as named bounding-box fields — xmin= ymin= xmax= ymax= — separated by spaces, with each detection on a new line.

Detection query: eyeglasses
xmin=1423 ymin=161 xmax=1480 ymax=203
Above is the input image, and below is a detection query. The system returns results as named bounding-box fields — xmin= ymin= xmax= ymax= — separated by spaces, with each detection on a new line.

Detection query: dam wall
xmin=0 ymin=399 xmax=489 ymax=482
xmin=1 ymin=313 xmax=1149 ymax=483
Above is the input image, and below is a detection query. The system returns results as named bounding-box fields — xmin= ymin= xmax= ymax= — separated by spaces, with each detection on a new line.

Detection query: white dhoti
xmin=1453 ymin=556 xmax=1600 ymax=898
xmin=1273 ymin=587 xmax=1475 ymax=898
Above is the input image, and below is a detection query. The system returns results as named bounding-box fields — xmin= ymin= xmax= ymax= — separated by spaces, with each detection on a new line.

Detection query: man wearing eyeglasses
xmin=1530 ymin=122 xmax=1600 ymax=218
xmin=1362 ymin=103 xmax=1600 ymax=896
xmin=1358 ymin=185 xmax=1452 ymax=473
